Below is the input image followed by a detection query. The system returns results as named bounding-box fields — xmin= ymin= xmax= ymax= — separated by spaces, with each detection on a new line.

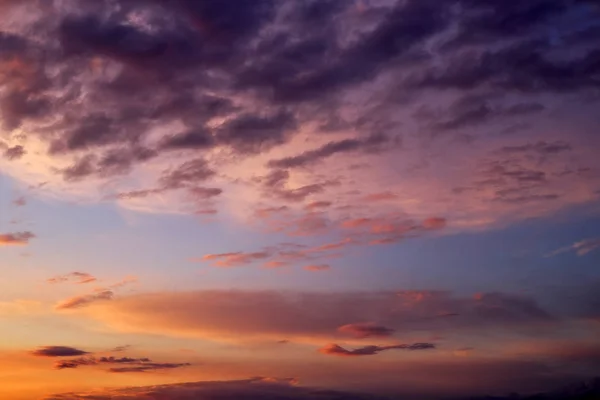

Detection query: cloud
xmin=337 ymin=323 xmax=395 ymax=339
xmin=319 ymin=342 xmax=435 ymax=357
xmin=3 ymin=147 xmax=29 ymax=164
xmin=159 ymin=159 xmax=215 ymax=189
xmin=267 ymin=133 xmax=389 ymax=169
xmin=78 ymin=289 xmax=556 ymax=343
xmin=55 ymin=290 xmax=114 ymax=310
xmin=304 ymin=264 xmax=331 ymax=272
xmin=548 ymin=237 xmax=600 ymax=257
xmin=362 ymin=192 xmax=398 ymax=202
xmin=0 ymin=0 xmax=598 ymax=234
xmin=0 ymin=231 xmax=35 ymax=246
xmin=53 ymin=355 xmax=190 ymax=373
xmin=44 ymin=378 xmax=388 ymax=400
xmin=305 ymin=201 xmax=332 ymax=210
xmin=12 ymin=196 xmax=26 ymax=206
xmin=47 ymin=272 xmax=97 ymax=285
xmin=31 ymin=346 xmax=89 ymax=357
xmin=200 ymin=251 xmax=271 ymax=268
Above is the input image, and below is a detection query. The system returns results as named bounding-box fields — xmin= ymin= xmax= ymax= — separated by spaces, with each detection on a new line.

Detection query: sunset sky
xmin=1 ymin=0 xmax=600 ymax=399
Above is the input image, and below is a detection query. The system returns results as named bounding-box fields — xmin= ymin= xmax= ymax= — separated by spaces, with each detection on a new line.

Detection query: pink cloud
xmin=0 ymin=231 xmax=35 ymax=246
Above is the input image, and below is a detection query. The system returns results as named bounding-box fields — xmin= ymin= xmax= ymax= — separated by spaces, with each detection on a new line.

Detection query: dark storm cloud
xmin=445 ymin=0 xmax=568 ymax=48
xmin=408 ymin=38 xmax=600 ymax=93
xmin=1 ymin=0 xmax=598 ymax=208
xmin=31 ymin=346 xmax=89 ymax=357
xmin=431 ymin=95 xmax=546 ymax=132
xmin=239 ymin=0 xmax=451 ymax=103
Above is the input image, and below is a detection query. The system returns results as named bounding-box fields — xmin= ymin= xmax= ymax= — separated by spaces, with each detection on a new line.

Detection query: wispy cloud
xmin=318 ymin=342 xmax=435 ymax=357
xmin=547 ymin=237 xmax=600 ymax=257
xmin=47 ymin=272 xmax=97 ymax=285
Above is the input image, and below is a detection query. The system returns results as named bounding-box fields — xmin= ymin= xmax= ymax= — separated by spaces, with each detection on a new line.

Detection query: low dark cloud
xmin=53 ymin=354 xmax=190 ymax=373
xmin=319 ymin=342 xmax=435 ymax=357
xmin=108 ymin=362 xmax=192 ymax=373
xmin=31 ymin=346 xmax=89 ymax=357
xmin=45 ymin=378 xmax=388 ymax=400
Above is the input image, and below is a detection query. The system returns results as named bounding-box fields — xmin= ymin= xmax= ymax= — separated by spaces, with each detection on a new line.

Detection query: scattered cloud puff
xmin=30 ymin=346 xmax=89 ymax=357
xmin=319 ymin=342 xmax=435 ymax=357
xmin=44 ymin=378 xmax=387 ymax=400
xmin=0 ymin=231 xmax=35 ymax=246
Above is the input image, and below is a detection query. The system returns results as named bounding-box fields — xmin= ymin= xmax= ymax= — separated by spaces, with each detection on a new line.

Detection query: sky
xmin=1 ymin=0 xmax=600 ymax=399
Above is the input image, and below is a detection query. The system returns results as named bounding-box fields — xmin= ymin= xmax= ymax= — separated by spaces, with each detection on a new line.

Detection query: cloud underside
xmin=0 ymin=0 xmax=597 ymax=228
xmin=76 ymin=289 xmax=561 ymax=343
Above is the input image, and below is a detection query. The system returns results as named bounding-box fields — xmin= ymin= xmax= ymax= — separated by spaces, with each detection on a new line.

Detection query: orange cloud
xmin=47 ymin=272 xmax=97 ymax=284
xmin=0 ymin=231 xmax=35 ymax=246
xmin=55 ymin=290 xmax=114 ymax=310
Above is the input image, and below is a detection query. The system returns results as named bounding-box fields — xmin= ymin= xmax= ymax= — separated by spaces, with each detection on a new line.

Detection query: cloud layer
xmin=0 ymin=0 xmax=597 ymax=230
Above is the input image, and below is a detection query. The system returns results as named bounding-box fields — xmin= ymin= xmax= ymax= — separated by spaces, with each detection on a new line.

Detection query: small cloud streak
xmin=31 ymin=346 xmax=89 ymax=357
xmin=319 ymin=342 xmax=435 ymax=357
xmin=55 ymin=290 xmax=114 ymax=310
xmin=548 ymin=237 xmax=600 ymax=257
xmin=47 ymin=272 xmax=97 ymax=284
xmin=337 ymin=323 xmax=395 ymax=339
